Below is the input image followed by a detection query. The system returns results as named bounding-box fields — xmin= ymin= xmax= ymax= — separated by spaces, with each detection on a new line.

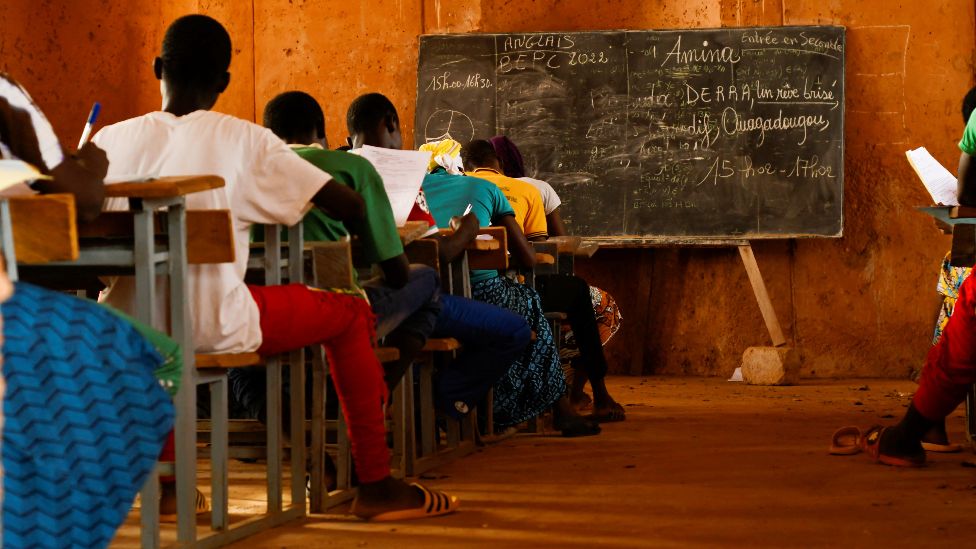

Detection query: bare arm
xmin=545 ymin=208 xmax=568 ymax=237
xmin=378 ymin=254 xmax=410 ymax=289
xmin=311 ymin=180 xmax=365 ymax=222
xmin=958 ymin=152 xmax=976 ymax=206
xmin=433 ymin=213 xmax=479 ymax=264
xmin=500 ymin=215 xmax=536 ymax=268
xmin=39 ymin=142 xmax=107 ymax=223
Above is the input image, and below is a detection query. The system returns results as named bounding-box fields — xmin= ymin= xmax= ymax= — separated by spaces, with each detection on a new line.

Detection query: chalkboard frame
xmin=415 ymin=26 xmax=846 ymax=244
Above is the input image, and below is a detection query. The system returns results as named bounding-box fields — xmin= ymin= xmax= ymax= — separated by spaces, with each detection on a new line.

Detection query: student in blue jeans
xmin=263 ymin=91 xmax=530 ymax=419
xmin=347 ymin=93 xmax=598 ymax=436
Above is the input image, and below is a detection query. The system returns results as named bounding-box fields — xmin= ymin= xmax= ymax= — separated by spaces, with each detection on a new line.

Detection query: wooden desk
xmin=397 ymin=221 xmax=429 ymax=246
xmin=9 ymin=175 xmax=225 ymax=547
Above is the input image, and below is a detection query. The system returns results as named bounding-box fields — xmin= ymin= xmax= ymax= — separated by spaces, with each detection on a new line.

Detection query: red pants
xmin=915 ymin=273 xmax=976 ymax=420
xmin=162 ymin=284 xmax=390 ymax=484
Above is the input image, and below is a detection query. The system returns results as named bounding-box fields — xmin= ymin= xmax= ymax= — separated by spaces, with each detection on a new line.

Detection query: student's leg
xmin=878 ymin=274 xmax=976 ymax=462
xmin=247 ymin=284 xmax=456 ymax=517
xmin=363 ymin=265 xmax=441 ymax=390
xmin=362 ymin=264 xmax=440 ymax=340
xmin=250 ymin=284 xmax=389 ymax=482
xmin=472 ymin=277 xmax=598 ymax=436
xmin=536 ymin=274 xmax=624 ymax=421
xmin=431 ymin=295 xmax=532 ymax=417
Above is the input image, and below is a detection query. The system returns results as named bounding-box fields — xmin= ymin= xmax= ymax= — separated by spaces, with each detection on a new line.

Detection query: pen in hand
xmin=77 ymin=102 xmax=101 ymax=149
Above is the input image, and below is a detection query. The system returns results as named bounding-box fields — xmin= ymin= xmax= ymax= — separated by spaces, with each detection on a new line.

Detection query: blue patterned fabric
xmin=2 ymin=282 xmax=173 ymax=549
xmin=471 ymin=276 xmax=565 ymax=426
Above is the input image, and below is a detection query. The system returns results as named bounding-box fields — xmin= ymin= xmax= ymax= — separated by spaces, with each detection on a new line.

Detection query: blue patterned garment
xmin=2 ymin=282 xmax=173 ymax=549
xmin=471 ymin=276 xmax=565 ymax=426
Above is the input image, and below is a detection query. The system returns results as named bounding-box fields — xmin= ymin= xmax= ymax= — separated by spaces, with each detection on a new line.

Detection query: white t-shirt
xmin=0 ymin=74 xmax=65 ymax=197
xmin=519 ymin=176 xmax=561 ymax=215
xmin=93 ymin=110 xmax=330 ymax=353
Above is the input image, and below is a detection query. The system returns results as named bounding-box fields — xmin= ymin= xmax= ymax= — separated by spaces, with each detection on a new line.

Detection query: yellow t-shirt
xmin=468 ymin=168 xmax=549 ymax=239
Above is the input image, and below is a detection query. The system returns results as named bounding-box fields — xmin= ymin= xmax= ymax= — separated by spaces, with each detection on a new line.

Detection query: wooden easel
xmin=626 ymin=240 xmax=787 ymax=376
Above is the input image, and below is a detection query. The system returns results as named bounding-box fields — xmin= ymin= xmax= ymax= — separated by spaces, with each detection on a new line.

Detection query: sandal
xmin=829 ymin=426 xmax=862 ymax=455
xmin=554 ymin=415 xmax=601 ymax=437
xmin=368 ymin=483 xmax=459 ymax=522
xmin=589 ymin=401 xmax=627 ymax=423
xmin=860 ymin=425 xmax=925 ymax=467
xmin=921 ymin=441 xmax=964 ymax=453
xmin=159 ymin=488 xmax=209 ymax=522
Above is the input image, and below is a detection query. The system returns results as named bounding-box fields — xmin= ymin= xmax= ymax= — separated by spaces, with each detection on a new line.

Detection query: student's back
xmin=95 ymin=110 xmax=328 ymax=352
xmin=290 ymin=146 xmax=401 ymax=263
xmin=422 ymin=167 xmax=514 ymax=285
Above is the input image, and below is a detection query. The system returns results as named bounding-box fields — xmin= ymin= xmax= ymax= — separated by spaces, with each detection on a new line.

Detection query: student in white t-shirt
xmin=0 ymin=72 xmax=107 ymax=221
xmin=93 ymin=15 xmax=457 ymax=521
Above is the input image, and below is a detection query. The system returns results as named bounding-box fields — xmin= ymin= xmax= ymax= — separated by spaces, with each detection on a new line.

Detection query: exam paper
xmin=354 ymin=146 xmax=432 ymax=225
xmin=0 ymin=160 xmax=50 ymax=193
xmin=906 ymin=147 xmax=959 ymax=206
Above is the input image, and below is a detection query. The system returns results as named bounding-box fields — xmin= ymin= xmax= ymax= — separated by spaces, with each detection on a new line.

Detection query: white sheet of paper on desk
xmin=354 ymin=145 xmax=432 ymax=225
xmin=906 ymin=147 xmax=959 ymax=206
xmin=0 ymin=159 xmax=50 ymax=192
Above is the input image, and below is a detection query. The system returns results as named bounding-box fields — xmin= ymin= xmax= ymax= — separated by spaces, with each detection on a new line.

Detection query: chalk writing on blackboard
xmin=416 ymin=26 xmax=846 ymax=240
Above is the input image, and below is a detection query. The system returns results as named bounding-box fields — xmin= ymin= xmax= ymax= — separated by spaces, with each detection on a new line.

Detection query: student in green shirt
xmin=255 ymin=91 xmax=441 ymax=392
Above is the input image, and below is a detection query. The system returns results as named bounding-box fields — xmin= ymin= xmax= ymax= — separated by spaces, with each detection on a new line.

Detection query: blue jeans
xmin=362 ymin=264 xmax=441 ymax=340
xmin=431 ymin=294 xmax=532 ymax=418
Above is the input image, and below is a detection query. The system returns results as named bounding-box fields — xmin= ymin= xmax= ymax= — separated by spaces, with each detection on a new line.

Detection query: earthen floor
xmin=113 ymin=376 xmax=976 ymax=548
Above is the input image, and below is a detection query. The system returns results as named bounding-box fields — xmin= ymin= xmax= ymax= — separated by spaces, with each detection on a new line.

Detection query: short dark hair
xmin=161 ymin=15 xmax=232 ymax=88
xmin=461 ymin=139 xmax=498 ymax=169
xmin=346 ymin=93 xmax=399 ymax=135
xmin=263 ymin=91 xmax=325 ymax=141
xmin=963 ymin=86 xmax=976 ymax=124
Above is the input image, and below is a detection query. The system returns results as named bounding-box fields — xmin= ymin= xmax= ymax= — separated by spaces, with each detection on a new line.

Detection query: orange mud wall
xmin=1 ymin=0 xmax=972 ymax=378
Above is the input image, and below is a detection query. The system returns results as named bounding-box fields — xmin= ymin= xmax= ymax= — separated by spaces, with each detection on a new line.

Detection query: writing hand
xmin=76 ymin=142 xmax=109 ymax=180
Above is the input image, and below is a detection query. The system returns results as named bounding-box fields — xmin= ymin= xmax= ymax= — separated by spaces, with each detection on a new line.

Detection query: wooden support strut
xmin=737 ymin=243 xmax=787 ymax=348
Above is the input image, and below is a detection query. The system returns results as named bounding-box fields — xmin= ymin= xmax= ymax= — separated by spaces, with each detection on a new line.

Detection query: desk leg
xmin=287 ymin=225 xmax=306 ymax=511
xmin=1 ymin=200 xmax=19 ymax=281
xmin=166 ymin=204 xmax=198 ymax=544
xmin=134 ymin=207 xmax=163 ymax=548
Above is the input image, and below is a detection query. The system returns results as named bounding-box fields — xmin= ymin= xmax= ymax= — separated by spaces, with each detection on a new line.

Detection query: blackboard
xmin=415 ymin=27 xmax=845 ymax=241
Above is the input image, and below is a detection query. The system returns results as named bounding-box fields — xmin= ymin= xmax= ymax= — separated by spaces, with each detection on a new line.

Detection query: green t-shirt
xmin=293 ymin=146 xmax=403 ymax=265
xmin=422 ymin=168 xmax=516 ymax=284
xmin=960 ymin=110 xmax=976 ymax=155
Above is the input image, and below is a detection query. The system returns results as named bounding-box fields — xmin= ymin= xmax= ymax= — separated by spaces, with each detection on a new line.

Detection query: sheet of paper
xmin=353 ymin=145 xmax=432 ymax=226
xmin=0 ymin=159 xmax=50 ymax=192
xmin=906 ymin=147 xmax=959 ymax=206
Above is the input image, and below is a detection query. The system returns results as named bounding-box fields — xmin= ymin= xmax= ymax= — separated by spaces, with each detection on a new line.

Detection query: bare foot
xmin=351 ymin=476 xmax=427 ymax=519
xmin=591 ymin=397 xmax=626 ymax=422
xmin=570 ymin=391 xmax=593 ymax=411
xmin=552 ymin=396 xmax=601 ymax=437
xmin=921 ymin=421 xmax=950 ymax=446
xmin=589 ymin=378 xmax=626 ymax=422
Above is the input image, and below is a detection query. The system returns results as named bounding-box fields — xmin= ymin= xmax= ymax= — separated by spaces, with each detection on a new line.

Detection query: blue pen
xmin=77 ymin=102 xmax=101 ymax=149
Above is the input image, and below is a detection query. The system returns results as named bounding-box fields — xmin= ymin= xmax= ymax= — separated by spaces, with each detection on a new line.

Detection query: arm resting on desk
xmin=500 ymin=215 xmax=536 ymax=268
xmin=432 ymin=213 xmax=479 ymax=264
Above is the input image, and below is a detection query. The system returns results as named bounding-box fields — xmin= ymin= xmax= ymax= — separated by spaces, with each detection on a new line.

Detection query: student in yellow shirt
xmin=464 ymin=140 xmax=626 ymax=422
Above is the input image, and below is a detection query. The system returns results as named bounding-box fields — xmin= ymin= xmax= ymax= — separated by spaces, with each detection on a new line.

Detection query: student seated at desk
xmin=488 ymin=136 xmax=625 ymax=420
xmin=232 ymin=90 xmax=441 ymax=414
xmin=0 ymin=73 xmax=106 ymax=221
xmin=833 ymin=84 xmax=976 ymax=468
xmin=93 ymin=15 xmax=456 ymax=520
xmin=464 ymin=139 xmax=626 ymax=422
xmin=345 ymin=92 xmax=533 ymax=423
xmin=0 ymin=260 xmax=174 ymax=548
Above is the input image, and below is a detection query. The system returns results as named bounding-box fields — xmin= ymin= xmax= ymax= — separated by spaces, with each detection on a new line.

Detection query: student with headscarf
xmin=473 ymin=137 xmax=626 ymax=422
xmin=412 ymin=137 xmax=599 ymax=435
